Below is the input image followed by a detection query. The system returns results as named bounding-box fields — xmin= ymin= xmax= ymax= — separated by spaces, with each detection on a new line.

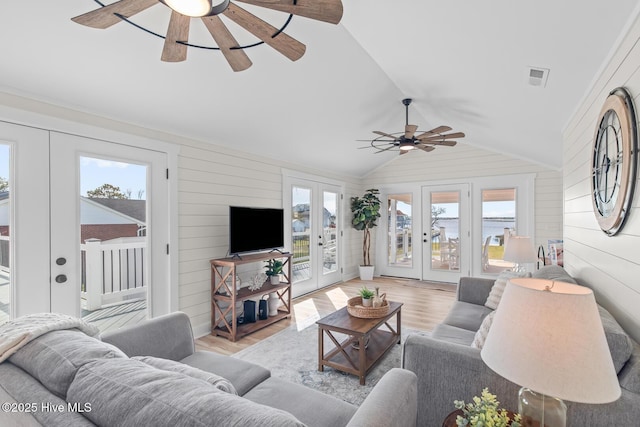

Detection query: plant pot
xmin=359 ymin=265 xmax=374 ymax=281
xmin=361 ymin=297 xmax=373 ymax=307
xmin=270 ymin=275 xmax=280 ymax=285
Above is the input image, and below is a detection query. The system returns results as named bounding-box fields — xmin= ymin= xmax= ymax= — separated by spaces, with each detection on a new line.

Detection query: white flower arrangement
xmin=454 ymin=388 xmax=521 ymax=427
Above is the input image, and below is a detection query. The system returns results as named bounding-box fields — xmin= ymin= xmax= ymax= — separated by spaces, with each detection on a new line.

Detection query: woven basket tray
xmin=346 ymin=296 xmax=389 ymax=318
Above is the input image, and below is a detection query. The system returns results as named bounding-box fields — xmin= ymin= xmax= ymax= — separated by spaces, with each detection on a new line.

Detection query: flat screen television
xmin=229 ymin=206 xmax=285 ymax=255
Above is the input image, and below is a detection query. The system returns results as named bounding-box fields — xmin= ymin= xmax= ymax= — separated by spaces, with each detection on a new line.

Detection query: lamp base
xmin=518 ymin=388 xmax=566 ymax=427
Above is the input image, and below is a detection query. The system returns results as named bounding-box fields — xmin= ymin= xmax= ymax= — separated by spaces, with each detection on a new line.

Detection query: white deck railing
xmin=81 ymin=237 xmax=146 ymax=311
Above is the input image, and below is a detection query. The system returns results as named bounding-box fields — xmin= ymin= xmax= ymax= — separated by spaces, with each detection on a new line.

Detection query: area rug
xmin=233 ymin=323 xmax=429 ymax=405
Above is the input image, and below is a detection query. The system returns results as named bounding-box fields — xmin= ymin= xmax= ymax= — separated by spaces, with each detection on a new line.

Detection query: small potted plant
xmin=351 ymin=188 xmax=381 ymax=280
xmin=358 ymin=286 xmax=375 ymax=307
xmin=452 ymin=388 xmax=521 ymax=427
xmin=264 ymin=259 xmax=284 ymax=285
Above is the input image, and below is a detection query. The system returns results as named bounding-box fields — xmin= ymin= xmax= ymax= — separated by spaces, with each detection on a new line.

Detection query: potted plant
xmin=264 ymin=259 xmax=284 ymax=284
xmin=358 ymin=286 xmax=375 ymax=307
xmin=452 ymin=388 xmax=521 ymax=427
xmin=351 ymin=188 xmax=381 ymax=280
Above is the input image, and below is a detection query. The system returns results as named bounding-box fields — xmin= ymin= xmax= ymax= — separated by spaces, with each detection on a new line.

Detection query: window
xmin=388 ymin=194 xmax=412 ymax=267
xmin=481 ymin=188 xmax=516 ymax=273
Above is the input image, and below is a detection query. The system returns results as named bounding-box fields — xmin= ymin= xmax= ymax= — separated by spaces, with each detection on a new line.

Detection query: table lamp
xmin=480 ymin=278 xmax=620 ymax=427
xmin=502 ymin=236 xmax=537 ymax=272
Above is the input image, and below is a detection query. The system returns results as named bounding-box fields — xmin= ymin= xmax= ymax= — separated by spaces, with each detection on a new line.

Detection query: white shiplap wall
xmin=562 ymin=13 xmax=640 ymax=343
xmin=364 ymin=143 xmax=564 ymax=258
xmin=177 ymin=139 xmax=363 ymax=333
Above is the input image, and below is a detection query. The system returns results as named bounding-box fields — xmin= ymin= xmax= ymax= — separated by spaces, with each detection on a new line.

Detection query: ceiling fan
xmin=360 ymin=98 xmax=465 ymax=155
xmin=71 ymin=0 xmax=343 ymax=71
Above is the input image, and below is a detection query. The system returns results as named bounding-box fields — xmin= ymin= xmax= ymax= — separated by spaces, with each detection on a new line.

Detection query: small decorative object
xmin=248 ymin=273 xmax=266 ymax=291
xmin=264 ymin=259 xmax=284 ymax=285
xmin=372 ymin=287 xmax=385 ymax=308
xmin=351 ymin=189 xmax=381 ymax=280
xmin=235 ymin=275 xmax=242 ymax=295
xmin=268 ymin=292 xmax=279 ymax=316
xmin=358 ymin=286 xmax=375 ymax=307
xmin=453 ymin=388 xmax=521 ymax=427
xmin=591 ymin=87 xmax=638 ymax=236
xmin=347 ymin=295 xmax=389 ymax=318
xmin=258 ymin=297 xmax=268 ymax=320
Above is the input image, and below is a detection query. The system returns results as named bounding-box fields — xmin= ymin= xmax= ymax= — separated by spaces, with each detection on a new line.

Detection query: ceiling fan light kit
xmin=360 ymin=98 xmax=466 ymax=156
xmin=71 ymin=0 xmax=343 ymax=70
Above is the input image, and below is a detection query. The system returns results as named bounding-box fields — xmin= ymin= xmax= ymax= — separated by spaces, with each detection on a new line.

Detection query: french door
xmin=422 ymin=184 xmax=470 ymax=282
xmin=1 ymin=121 xmax=170 ymax=326
xmin=284 ymin=175 xmax=342 ymax=297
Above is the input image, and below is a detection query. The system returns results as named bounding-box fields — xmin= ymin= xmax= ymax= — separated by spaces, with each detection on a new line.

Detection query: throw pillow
xmin=471 ymin=311 xmax=495 ymax=349
xmin=133 ymin=355 xmax=238 ymax=394
xmin=484 ymin=270 xmax=531 ymax=310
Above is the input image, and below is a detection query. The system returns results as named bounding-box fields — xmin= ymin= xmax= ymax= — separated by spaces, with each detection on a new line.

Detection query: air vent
xmin=526 ymin=66 xmax=550 ymax=87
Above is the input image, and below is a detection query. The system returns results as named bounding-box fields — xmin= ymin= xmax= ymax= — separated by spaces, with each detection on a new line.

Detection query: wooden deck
xmin=196 ymin=276 xmax=457 ymax=356
xmin=82 ymin=299 xmax=147 ymax=333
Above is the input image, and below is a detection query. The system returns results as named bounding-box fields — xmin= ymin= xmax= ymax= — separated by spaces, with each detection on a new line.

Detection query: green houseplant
xmin=358 ymin=286 xmax=375 ymax=307
xmin=264 ymin=259 xmax=284 ymax=284
xmin=351 ymin=188 xmax=381 ymax=280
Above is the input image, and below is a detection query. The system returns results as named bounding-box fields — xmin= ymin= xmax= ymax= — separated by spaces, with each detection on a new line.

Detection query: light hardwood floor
xmin=196 ymin=276 xmax=457 ymax=356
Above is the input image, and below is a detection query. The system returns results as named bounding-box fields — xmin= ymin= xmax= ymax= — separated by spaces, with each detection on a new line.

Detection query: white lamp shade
xmin=502 ymin=236 xmax=537 ymax=264
xmin=481 ymin=278 xmax=621 ymax=404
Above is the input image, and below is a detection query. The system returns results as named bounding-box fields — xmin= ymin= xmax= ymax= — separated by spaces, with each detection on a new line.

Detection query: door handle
xmin=318 ymin=235 xmax=323 ymax=246
xmin=55 ymin=274 xmax=67 ymax=283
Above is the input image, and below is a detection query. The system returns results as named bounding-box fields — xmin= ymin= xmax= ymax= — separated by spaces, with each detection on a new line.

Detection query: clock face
xmin=591 ymin=88 xmax=638 ymax=236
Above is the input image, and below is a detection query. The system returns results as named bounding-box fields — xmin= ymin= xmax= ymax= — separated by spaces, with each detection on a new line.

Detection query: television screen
xmin=229 ymin=206 xmax=285 ymax=255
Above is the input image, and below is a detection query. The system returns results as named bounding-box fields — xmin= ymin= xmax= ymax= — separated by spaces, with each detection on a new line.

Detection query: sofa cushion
xmin=244 ymin=377 xmax=356 ymax=427
xmin=181 ymin=350 xmax=270 ymax=396
xmin=484 ymin=270 xmax=531 ymax=310
xmin=619 ymin=342 xmax=640 ymax=394
xmin=471 ymin=311 xmax=495 ymax=349
xmin=8 ymin=329 xmax=126 ymax=399
xmin=133 ymin=355 xmax=237 ymax=394
xmin=431 ymin=323 xmax=476 ymax=346
xmin=598 ymin=306 xmax=634 ymax=373
xmin=442 ymin=301 xmax=493 ymax=332
xmin=67 ymin=358 xmax=305 ymax=427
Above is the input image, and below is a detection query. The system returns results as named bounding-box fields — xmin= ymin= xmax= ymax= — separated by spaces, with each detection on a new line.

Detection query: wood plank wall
xmin=562 ymin=13 xmax=640 ymax=342
xmin=177 ymin=139 xmax=364 ymax=334
xmin=364 ymin=144 xmax=564 ymax=256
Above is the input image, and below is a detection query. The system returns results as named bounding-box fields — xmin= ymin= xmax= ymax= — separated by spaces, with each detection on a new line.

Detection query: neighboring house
xmin=80 ymin=197 xmax=146 ymax=243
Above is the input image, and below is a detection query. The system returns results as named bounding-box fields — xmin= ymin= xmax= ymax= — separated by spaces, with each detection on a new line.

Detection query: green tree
xmin=431 ymin=206 xmax=446 ymax=228
xmin=0 ymin=177 xmax=8 ymax=192
xmin=86 ymin=183 xmax=128 ymax=199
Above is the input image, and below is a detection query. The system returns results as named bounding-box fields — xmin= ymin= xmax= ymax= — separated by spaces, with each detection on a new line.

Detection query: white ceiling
xmin=1 ymin=1 xmax=639 ymax=177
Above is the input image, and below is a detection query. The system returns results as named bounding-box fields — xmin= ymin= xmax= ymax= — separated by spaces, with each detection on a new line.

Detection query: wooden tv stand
xmin=210 ymin=252 xmax=292 ymax=342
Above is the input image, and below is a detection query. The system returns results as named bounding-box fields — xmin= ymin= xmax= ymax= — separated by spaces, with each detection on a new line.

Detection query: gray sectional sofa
xmin=402 ymin=265 xmax=640 ymax=426
xmin=0 ymin=312 xmax=418 ymax=427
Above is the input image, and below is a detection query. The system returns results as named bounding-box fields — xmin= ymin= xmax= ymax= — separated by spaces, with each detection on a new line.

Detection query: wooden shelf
xmin=211 ymin=252 xmax=292 ymax=342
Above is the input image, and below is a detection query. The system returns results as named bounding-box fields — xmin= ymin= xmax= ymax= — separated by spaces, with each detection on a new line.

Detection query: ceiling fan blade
xmin=422 ymin=140 xmax=457 ymax=147
xmin=415 ymin=126 xmax=452 ymax=139
xmin=234 ymin=0 xmax=343 ymax=24
xmin=374 ymin=145 xmax=396 ymax=153
xmin=405 ymin=124 xmax=418 ymax=139
xmin=417 ymin=145 xmax=436 ymax=153
xmin=223 ymin=3 xmax=306 ymax=61
xmin=373 ymin=131 xmax=399 ymax=140
xmin=161 ymin=11 xmax=190 ymax=62
xmin=421 ymin=132 xmax=466 ymax=141
xmin=202 ymin=15 xmax=252 ymax=71
xmin=71 ymin=0 xmax=157 ymax=29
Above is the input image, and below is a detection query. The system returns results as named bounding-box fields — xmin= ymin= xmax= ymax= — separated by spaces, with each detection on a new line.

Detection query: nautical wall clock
xmin=591 ymin=87 xmax=638 ymax=236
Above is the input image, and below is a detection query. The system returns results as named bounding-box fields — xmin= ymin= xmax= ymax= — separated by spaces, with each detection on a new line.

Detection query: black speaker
xmin=243 ymin=300 xmax=256 ymax=323
xmin=258 ymin=299 xmax=268 ymax=320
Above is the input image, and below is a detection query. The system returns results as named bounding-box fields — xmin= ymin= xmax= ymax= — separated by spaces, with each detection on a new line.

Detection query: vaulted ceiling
xmin=1 ymin=1 xmax=639 ymax=177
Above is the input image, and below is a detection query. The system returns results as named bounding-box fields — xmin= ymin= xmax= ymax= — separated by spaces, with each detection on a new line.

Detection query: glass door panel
xmin=481 ymin=188 xmax=516 ymax=273
xmin=79 ymin=156 xmax=149 ymax=328
xmin=322 ymin=191 xmax=338 ymax=275
xmin=431 ymin=191 xmax=460 ymax=272
xmin=292 ymin=186 xmax=312 ymax=284
xmin=0 ymin=144 xmax=10 ymax=324
xmin=388 ymin=194 xmax=412 ymax=268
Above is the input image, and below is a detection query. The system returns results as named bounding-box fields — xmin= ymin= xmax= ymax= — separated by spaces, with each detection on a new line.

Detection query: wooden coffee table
xmin=316 ymin=301 xmax=402 ymax=385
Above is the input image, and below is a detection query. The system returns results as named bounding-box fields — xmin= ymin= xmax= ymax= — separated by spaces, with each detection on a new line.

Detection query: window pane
xmin=322 ymin=191 xmax=337 ymax=275
xmin=0 ymin=144 xmax=10 ymax=323
xmin=292 ymin=187 xmax=311 ymax=283
xmin=388 ymin=194 xmax=412 ymax=267
xmin=482 ymin=188 xmax=516 ymax=273
xmin=431 ymin=192 xmax=460 ymax=271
